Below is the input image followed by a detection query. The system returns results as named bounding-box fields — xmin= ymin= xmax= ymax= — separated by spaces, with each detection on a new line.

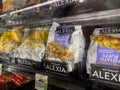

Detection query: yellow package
xmin=2 ymin=0 xmax=14 ymax=13
xmin=0 ymin=27 xmax=23 ymax=53
xmin=12 ymin=27 xmax=49 ymax=62
xmin=92 ymin=35 xmax=120 ymax=52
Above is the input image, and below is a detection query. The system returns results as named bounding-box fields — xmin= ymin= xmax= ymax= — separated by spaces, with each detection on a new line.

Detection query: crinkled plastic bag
xmin=12 ymin=27 xmax=49 ymax=62
xmin=46 ymin=22 xmax=85 ymax=64
xmin=0 ymin=27 xmax=23 ymax=53
xmin=3 ymin=0 xmax=14 ymax=13
xmin=0 ymin=27 xmax=23 ymax=60
xmin=87 ymin=27 xmax=120 ymax=74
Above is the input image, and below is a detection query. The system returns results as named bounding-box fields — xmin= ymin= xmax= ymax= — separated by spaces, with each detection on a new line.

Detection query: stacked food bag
xmin=0 ymin=26 xmax=49 ymax=62
xmin=12 ymin=27 xmax=49 ymax=62
xmin=45 ymin=22 xmax=85 ymax=71
xmin=87 ymin=27 xmax=120 ymax=74
xmin=0 ymin=22 xmax=85 ymax=71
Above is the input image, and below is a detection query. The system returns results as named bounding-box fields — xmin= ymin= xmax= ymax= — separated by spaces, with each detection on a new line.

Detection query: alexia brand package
xmin=0 ymin=27 xmax=23 ymax=53
xmin=46 ymin=22 xmax=85 ymax=64
xmin=2 ymin=0 xmax=14 ymax=13
xmin=11 ymin=0 xmax=28 ymax=9
xmin=87 ymin=27 xmax=120 ymax=74
xmin=0 ymin=27 xmax=23 ymax=60
xmin=12 ymin=27 xmax=49 ymax=62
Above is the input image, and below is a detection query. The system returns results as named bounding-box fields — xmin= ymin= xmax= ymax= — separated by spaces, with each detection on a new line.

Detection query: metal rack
xmin=1 ymin=8 xmax=120 ymax=28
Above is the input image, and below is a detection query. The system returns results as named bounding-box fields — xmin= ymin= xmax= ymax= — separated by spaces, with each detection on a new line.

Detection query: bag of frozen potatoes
xmin=87 ymin=27 xmax=120 ymax=74
xmin=12 ymin=27 xmax=49 ymax=62
xmin=46 ymin=22 xmax=85 ymax=71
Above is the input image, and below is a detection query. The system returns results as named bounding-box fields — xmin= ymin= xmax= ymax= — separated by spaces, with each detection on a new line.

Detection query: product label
xmin=36 ymin=81 xmax=45 ymax=90
xmin=56 ymin=26 xmax=75 ymax=34
xmin=54 ymin=26 xmax=74 ymax=48
xmin=16 ymin=58 xmax=34 ymax=67
xmin=43 ymin=60 xmax=68 ymax=73
xmin=100 ymin=28 xmax=120 ymax=34
xmin=97 ymin=45 xmax=120 ymax=66
xmin=48 ymin=0 xmax=84 ymax=9
xmin=54 ymin=33 xmax=71 ymax=48
xmin=91 ymin=64 xmax=120 ymax=85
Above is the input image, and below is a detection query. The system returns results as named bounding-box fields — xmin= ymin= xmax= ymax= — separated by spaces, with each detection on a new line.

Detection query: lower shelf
xmin=1 ymin=61 xmax=120 ymax=90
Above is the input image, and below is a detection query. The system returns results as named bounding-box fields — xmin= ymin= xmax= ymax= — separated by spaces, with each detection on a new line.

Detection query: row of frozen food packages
xmin=0 ymin=22 xmax=120 ymax=74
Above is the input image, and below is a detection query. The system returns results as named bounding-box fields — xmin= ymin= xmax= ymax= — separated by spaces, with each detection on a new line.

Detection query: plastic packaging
xmin=87 ymin=27 xmax=120 ymax=74
xmin=12 ymin=27 xmax=49 ymax=62
xmin=46 ymin=22 xmax=85 ymax=64
xmin=0 ymin=27 xmax=23 ymax=53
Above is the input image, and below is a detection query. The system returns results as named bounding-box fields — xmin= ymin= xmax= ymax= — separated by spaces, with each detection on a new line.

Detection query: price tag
xmin=91 ymin=64 xmax=120 ymax=85
xmin=35 ymin=74 xmax=48 ymax=90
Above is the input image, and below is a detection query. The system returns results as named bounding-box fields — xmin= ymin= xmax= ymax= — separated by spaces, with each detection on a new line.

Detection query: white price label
xmin=35 ymin=74 xmax=48 ymax=90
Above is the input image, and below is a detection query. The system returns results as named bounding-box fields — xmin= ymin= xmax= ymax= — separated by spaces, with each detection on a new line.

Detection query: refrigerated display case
xmin=0 ymin=0 xmax=120 ymax=90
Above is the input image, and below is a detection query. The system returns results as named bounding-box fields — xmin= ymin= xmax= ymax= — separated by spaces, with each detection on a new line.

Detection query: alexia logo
xmin=44 ymin=62 xmax=67 ymax=73
xmin=91 ymin=65 xmax=120 ymax=84
xmin=48 ymin=0 xmax=84 ymax=9
xmin=100 ymin=28 xmax=120 ymax=34
xmin=92 ymin=70 xmax=120 ymax=82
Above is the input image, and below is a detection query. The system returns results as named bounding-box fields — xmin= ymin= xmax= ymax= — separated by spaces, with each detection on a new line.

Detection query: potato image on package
xmin=92 ymin=35 xmax=120 ymax=52
xmin=46 ymin=42 xmax=74 ymax=62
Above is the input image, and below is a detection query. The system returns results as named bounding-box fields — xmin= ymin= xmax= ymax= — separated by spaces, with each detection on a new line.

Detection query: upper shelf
xmin=1 ymin=0 xmax=120 ymax=27
xmin=1 ymin=8 xmax=120 ymax=27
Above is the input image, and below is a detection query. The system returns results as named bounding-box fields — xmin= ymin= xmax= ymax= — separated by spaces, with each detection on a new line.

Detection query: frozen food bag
xmin=87 ymin=27 xmax=120 ymax=74
xmin=0 ymin=27 xmax=23 ymax=60
xmin=46 ymin=22 xmax=85 ymax=64
xmin=0 ymin=27 xmax=23 ymax=53
xmin=2 ymin=0 xmax=14 ymax=13
xmin=12 ymin=27 xmax=49 ymax=62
